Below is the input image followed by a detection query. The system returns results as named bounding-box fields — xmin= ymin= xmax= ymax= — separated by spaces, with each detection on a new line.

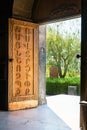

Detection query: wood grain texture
xmin=8 ymin=18 xmax=39 ymax=110
xmin=8 ymin=100 xmax=38 ymax=110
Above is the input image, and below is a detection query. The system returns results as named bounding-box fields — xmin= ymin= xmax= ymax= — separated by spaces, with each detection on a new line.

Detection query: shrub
xmin=46 ymin=77 xmax=80 ymax=95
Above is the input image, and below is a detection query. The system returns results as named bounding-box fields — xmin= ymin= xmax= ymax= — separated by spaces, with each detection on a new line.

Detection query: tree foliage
xmin=46 ymin=22 xmax=81 ymax=78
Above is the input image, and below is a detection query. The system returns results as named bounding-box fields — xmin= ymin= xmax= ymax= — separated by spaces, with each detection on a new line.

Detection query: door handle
xmin=8 ymin=58 xmax=14 ymax=62
xmin=76 ymin=54 xmax=81 ymax=59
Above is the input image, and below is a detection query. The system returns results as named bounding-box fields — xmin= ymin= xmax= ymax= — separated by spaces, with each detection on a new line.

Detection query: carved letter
xmin=24 ymin=81 xmax=30 ymax=87
xmin=16 ymin=65 xmax=21 ymax=72
xmin=15 ymin=81 xmax=21 ymax=87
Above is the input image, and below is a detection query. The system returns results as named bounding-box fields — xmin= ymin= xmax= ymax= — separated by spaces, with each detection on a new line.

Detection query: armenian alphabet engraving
xmin=13 ymin=25 xmax=34 ymax=97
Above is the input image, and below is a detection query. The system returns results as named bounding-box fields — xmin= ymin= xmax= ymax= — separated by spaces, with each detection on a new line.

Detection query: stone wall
xmin=39 ymin=25 xmax=47 ymax=104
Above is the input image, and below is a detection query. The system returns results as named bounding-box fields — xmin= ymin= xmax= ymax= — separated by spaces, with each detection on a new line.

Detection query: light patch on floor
xmin=46 ymin=94 xmax=80 ymax=130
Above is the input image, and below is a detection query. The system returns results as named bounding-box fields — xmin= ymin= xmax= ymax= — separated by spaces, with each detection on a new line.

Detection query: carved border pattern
xmin=8 ymin=19 xmax=14 ymax=102
xmin=10 ymin=18 xmax=38 ymax=28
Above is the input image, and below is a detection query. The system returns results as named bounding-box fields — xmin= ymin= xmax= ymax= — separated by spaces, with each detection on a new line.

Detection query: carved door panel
xmin=8 ymin=18 xmax=39 ymax=110
xmin=80 ymin=0 xmax=87 ymax=129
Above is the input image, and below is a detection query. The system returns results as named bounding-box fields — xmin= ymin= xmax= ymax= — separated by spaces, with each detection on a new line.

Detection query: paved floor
xmin=0 ymin=104 xmax=71 ymax=130
xmin=46 ymin=94 xmax=80 ymax=130
xmin=0 ymin=94 xmax=80 ymax=130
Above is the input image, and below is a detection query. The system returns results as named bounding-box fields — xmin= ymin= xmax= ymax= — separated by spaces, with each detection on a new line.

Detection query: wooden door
xmin=80 ymin=0 xmax=87 ymax=129
xmin=8 ymin=18 xmax=39 ymax=110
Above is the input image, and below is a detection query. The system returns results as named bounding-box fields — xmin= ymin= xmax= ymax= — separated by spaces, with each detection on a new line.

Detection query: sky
xmin=47 ymin=17 xmax=81 ymax=39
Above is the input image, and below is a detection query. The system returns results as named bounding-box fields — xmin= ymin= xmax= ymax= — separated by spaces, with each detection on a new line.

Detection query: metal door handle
xmin=8 ymin=58 xmax=14 ymax=62
xmin=76 ymin=54 xmax=81 ymax=59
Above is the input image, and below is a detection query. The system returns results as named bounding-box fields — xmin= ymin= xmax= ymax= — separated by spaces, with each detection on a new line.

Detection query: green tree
xmin=46 ymin=23 xmax=80 ymax=78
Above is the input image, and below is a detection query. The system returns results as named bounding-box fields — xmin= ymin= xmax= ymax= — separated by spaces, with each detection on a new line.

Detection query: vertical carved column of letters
xmin=14 ymin=26 xmax=21 ymax=96
xmin=24 ymin=28 xmax=34 ymax=95
xmin=13 ymin=25 xmax=34 ymax=97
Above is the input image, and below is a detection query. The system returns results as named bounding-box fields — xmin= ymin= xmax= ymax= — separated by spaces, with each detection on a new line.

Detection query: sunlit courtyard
xmin=46 ymin=17 xmax=81 ymax=130
xmin=46 ymin=94 xmax=80 ymax=130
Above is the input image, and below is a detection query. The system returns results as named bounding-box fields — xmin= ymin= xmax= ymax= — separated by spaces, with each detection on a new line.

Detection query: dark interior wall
xmin=12 ymin=0 xmax=81 ymax=23
xmin=13 ymin=0 xmax=34 ymax=21
xmin=32 ymin=0 xmax=81 ymax=23
xmin=0 ymin=0 xmax=81 ymax=23
xmin=0 ymin=0 xmax=13 ymax=110
xmin=0 ymin=30 xmax=8 ymax=110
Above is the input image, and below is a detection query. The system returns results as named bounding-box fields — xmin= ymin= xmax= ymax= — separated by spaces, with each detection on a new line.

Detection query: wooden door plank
xmin=8 ymin=18 xmax=39 ymax=110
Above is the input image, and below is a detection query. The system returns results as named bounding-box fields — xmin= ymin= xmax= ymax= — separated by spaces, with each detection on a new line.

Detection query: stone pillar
xmin=39 ymin=25 xmax=47 ymax=104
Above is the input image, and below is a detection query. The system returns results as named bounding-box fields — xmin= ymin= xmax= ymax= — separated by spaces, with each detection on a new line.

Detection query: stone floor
xmin=0 ymin=104 xmax=71 ymax=130
xmin=0 ymin=94 xmax=80 ymax=130
xmin=46 ymin=94 xmax=80 ymax=130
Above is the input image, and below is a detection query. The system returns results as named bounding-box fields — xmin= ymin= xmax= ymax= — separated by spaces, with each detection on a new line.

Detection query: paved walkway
xmin=0 ymin=104 xmax=71 ymax=130
xmin=0 ymin=94 xmax=80 ymax=130
xmin=46 ymin=94 xmax=80 ymax=130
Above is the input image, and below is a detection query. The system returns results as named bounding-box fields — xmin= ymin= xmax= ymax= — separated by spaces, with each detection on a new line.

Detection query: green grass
xmin=46 ymin=77 xmax=80 ymax=95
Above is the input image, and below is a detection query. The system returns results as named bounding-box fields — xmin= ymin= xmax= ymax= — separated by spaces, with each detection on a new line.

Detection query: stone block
xmin=68 ymin=86 xmax=77 ymax=95
xmin=50 ymin=67 xmax=58 ymax=78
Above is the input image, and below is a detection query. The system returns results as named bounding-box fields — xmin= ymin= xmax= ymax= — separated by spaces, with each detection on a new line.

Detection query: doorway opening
xmin=46 ymin=17 xmax=81 ymax=130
